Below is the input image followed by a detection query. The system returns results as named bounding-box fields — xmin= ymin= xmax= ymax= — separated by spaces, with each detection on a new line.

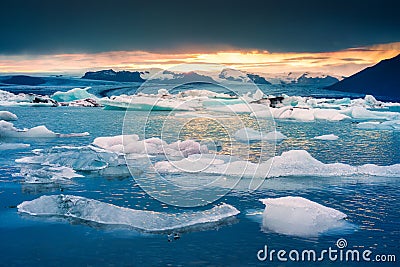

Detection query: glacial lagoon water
xmin=0 ymin=101 xmax=399 ymax=265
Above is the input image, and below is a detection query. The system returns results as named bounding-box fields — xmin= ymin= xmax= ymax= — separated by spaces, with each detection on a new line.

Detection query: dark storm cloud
xmin=0 ymin=0 xmax=399 ymax=54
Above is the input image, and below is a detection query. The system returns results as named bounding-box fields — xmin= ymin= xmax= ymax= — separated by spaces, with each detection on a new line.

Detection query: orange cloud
xmin=0 ymin=42 xmax=399 ymax=76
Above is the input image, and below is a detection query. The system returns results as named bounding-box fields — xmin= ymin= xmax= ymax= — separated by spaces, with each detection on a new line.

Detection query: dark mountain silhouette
xmin=326 ymin=54 xmax=400 ymax=100
xmin=1 ymin=75 xmax=45 ymax=85
xmin=82 ymin=69 xmax=145 ymax=82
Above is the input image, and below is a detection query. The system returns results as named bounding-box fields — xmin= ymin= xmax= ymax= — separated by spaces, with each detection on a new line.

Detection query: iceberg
xmin=65 ymin=98 xmax=102 ymax=107
xmin=16 ymin=145 xmax=122 ymax=172
xmin=17 ymin=195 xmax=240 ymax=233
xmin=0 ymin=90 xmax=58 ymax=107
xmin=341 ymin=107 xmax=400 ymax=121
xmin=234 ymin=128 xmax=286 ymax=142
xmin=313 ymin=134 xmax=339 ymax=140
xmin=251 ymin=107 xmax=350 ymax=122
xmin=0 ymin=120 xmax=89 ymax=138
xmin=267 ymin=150 xmax=400 ymax=178
xmin=0 ymin=142 xmax=30 ymax=150
xmin=100 ymin=92 xmax=203 ymax=111
xmin=17 ymin=165 xmax=83 ymax=184
xmin=206 ymin=103 xmax=266 ymax=114
xmin=16 ymin=145 xmax=135 ymax=182
xmin=93 ymin=135 xmax=208 ymax=157
xmin=155 ymin=150 xmax=400 ymax=178
xmin=356 ymin=120 xmax=400 ymax=130
xmin=51 ymin=87 xmax=96 ymax=102
xmin=0 ymin=111 xmax=18 ymax=121
xmin=260 ymin=196 xmax=348 ymax=237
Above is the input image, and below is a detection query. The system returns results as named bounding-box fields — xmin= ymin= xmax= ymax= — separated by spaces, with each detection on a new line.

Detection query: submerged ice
xmin=17 ymin=195 xmax=240 ymax=233
xmin=16 ymin=134 xmax=210 ymax=183
xmin=260 ymin=196 xmax=348 ymax=237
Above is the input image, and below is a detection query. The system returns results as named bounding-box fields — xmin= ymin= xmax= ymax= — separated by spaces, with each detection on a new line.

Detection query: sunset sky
xmin=1 ymin=0 xmax=399 ymax=76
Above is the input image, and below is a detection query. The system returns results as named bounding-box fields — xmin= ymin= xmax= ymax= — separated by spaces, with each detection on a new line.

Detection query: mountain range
xmin=326 ymin=54 xmax=400 ymax=100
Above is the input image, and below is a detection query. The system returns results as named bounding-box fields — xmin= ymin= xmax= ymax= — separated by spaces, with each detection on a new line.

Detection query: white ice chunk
xmin=234 ymin=128 xmax=287 ymax=142
xmin=17 ymin=165 xmax=83 ymax=184
xmin=207 ymin=103 xmax=266 ymax=114
xmin=51 ymin=87 xmax=96 ymax=102
xmin=313 ymin=134 xmax=339 ymax=140
xmin=357 ymin=120 xmax=400 ymax=130
xmin=16 ymin=145 xmax=121 ymax=171
xmin=0 ymin=143 xmax=30 ymax=150
xmin=341 ymin=107 xmax=400 ymax=121
xmin=100 ymin=93 xmax=201 ymax=111
xmin=0 ymin=120 xmax=89 ymax=138
xmin=260 ymin=196 xmax=347 ymax=237
xmin=252 ymin=107 xmax=350 ymax=122
xmin=156 ymin=149 xmax=400 ymax=178
xmin=313 ymin=109 xmax=350 ymax=121
xmin=18 ymin=195 xmax=240 ymax=233
xmin=0 ymin=111 xmax=18 ymax=121
xmin=93 ymin=135 xmax=208 ymax=157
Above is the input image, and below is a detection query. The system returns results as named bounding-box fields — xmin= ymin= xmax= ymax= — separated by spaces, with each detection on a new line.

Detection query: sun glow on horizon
xmin=0 ymin=42 xmax=399 ymax=76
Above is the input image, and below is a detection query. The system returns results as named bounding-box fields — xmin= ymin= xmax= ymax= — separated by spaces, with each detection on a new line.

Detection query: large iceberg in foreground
xmin=18 ymin=195 xmax=239 ymax=233
xmin=0 ymin=120 xmax=89 ymax=138
xmin=260 ymin=196 xmax=348 ymax=237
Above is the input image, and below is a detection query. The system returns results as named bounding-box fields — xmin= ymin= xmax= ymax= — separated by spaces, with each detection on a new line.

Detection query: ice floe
xmin=100 ymin=89 xmax=212 ymax=111
xmin=0 ymin=120 xmax=89 ymax=138
xmin=17 ymin=195 xmax=240 ymax=233
xmin=341 ymin=107 xmax=400 ymax=121
xmin=313 ymin=134 xmax=339 ymax=140
xmin=65 ymin=98 xmax=102 ymax=107
xmin=51 ymin=87 xmax=96 ymax=102
xmin=234 ymin=128 xmax=287 ymax=142
xmin=206 ymin=103 xmax=267 ymax=114
xmin=356 ymin=120 xmax=400 ymax=130
xmin=155 ymin=150 xmax=400 ymax=178
xmin=0 ymin=111 xmax=18 ymax=121
xmin=260 ymin=196 xmax=348 ymax=236
xmin=0 ymin=142 xmax=30 ymax=150
xmin=16 ymin=145 xmax=121 ymax=171
xmin=251 ymin=107 xmax=350 ymax=122
xmin=17 ymin=165 xmax=83 ymax=184
xmin=0 ymin=90 xmax=58 ymax=107
xmin=93 ymin=135 xmax=208 ymax=157
xmin=16 ymin=145 xmax=131 ymax=183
